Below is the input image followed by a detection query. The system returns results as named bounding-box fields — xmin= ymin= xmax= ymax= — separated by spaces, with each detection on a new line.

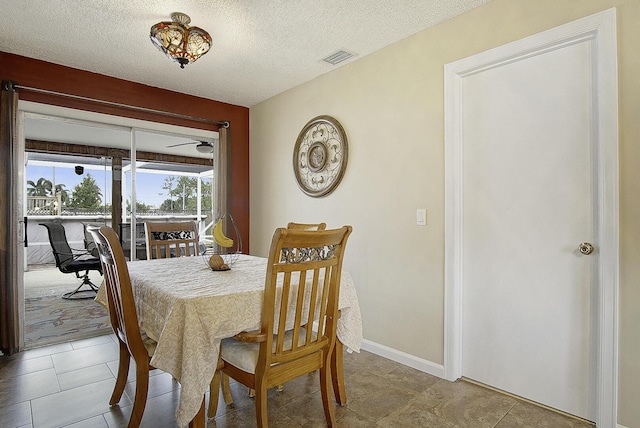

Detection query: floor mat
xmin=24 ymin=267 xmax=111 ymax=349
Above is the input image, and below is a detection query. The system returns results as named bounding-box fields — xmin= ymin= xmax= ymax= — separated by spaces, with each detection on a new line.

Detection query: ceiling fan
xmin=167 ymin=140 xmax=215 ymax=153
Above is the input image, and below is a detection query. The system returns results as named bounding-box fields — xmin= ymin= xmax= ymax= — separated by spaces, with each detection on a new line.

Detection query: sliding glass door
xmin=19 ymin=102 xmax=218 ymax=348
xmin=122 ymin=130 xmax=216 ymax=260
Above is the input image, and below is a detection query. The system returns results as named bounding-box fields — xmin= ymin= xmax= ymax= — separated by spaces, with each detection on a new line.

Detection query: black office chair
xmin=83 ymin=223 xmax=100 ymax=258
xmin=40 ymin=222 xmax=103 ymax=300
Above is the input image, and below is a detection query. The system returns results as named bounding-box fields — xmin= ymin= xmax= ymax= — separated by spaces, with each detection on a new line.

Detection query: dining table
xmin=95 ymin=253 xmax=363 ymax=428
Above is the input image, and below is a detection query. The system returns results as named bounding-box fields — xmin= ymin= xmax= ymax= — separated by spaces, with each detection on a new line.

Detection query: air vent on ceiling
xmin=322 ymin=49 xmax=357 ymax=65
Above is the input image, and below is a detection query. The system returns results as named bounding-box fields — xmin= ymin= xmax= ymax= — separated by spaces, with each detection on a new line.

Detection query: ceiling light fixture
xmin=195 ymin=142 xmax=214 ymax=153
xmin=166 ymin=140 xmax=215 ymax=153
xmin=150 ymin=12 xmax=211 ymax=69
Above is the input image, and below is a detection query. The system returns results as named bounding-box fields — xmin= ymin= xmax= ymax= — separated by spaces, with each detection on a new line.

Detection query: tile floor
xmin=0 ymin=333 xmax=595 ymax=428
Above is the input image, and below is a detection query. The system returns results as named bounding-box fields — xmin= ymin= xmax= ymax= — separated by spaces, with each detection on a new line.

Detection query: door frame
xmin=443 ymin=8 xmax=618 ymax=426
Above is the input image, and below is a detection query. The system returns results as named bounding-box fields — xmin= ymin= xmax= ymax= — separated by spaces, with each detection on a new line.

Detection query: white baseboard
xmin=360 ymin=339 xmax=445 ymax=379
xmin=618 ymin=424 xmax=628 ymax=428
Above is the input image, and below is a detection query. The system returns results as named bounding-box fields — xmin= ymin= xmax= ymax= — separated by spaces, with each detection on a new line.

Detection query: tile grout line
xmin=492 ymin=400 xmax=517 ymax=428
xmin=461 ymin=377 xmax=595 ymax=426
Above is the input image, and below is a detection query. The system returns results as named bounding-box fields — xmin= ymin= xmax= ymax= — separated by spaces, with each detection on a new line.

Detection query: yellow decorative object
xmin=213 ymin=219 xmax=234 ymax=248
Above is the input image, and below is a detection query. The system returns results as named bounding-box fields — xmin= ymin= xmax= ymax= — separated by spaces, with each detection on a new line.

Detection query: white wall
xmin=249 ymin=0 xmax=640 ymax=425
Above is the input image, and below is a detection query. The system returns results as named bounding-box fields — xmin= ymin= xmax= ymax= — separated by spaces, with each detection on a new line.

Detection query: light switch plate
xmin=416 ymin=209 xmax=427 ymax=226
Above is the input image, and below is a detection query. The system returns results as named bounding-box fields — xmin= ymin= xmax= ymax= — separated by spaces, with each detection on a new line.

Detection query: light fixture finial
xmin=170 ymin=12 xmax=191 ymax=26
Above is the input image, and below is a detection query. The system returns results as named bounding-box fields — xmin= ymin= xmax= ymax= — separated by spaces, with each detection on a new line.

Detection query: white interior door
xmin=462 ymin=39 xmax=595 ymax=419
xmin=444 ymin=10 xmax=619 ymax=425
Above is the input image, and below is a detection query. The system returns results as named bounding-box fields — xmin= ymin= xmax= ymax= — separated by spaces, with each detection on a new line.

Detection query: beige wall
xmin=249 ymin=0 xmax=640 ymax=425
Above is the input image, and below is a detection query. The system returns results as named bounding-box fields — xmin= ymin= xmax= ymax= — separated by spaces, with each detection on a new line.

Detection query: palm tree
xmin=54 ymin=183 xmax=70 ymax=205
xmin=26 ymin=177 xmax=53 ymax=196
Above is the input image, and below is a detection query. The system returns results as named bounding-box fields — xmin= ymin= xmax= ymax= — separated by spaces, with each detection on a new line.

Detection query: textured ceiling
xmin=0 ymin=0 xmax=491 ymax=108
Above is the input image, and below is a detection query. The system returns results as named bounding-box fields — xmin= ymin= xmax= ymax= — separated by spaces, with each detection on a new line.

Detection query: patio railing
xmin=27 ymin=195 xmax=62 ymax=215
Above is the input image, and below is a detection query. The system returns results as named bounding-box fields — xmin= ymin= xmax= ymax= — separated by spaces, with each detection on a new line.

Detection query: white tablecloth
xmin=97 ymin=254 xmax=363 ymax=427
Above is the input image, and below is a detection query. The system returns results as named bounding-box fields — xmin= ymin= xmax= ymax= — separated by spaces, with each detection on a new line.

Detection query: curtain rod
xmin=3 ymin=81 xmax=230 ymax=128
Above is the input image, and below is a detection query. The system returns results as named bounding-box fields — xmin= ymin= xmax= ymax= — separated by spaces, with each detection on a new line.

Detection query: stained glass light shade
xmin=150 ymin=12 xmax=211 ymax=69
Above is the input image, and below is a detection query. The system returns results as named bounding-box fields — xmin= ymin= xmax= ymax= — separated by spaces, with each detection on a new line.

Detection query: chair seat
xmin=63 ymin=254 xmax=102 ymax=273
xmin=221 ymin=328 xmax=317 ymax=374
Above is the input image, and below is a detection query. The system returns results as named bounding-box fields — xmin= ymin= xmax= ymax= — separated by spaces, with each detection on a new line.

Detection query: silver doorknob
xmin=578 ymin=242 xmax=594 ymax=255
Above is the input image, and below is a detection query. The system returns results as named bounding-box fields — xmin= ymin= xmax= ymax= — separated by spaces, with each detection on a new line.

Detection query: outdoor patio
xmin=23 ymin=265 xmax=109 ymax=350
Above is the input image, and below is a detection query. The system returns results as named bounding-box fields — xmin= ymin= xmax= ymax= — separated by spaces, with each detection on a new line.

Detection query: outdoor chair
xmin=40 ymin=222 xmax=103 ymax=300
xmin=83 ymin=222 xmax=101 ymax=258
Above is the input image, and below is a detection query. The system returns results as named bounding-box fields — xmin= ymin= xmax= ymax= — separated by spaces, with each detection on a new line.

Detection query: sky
xmin=26 ymin=164 xmax=177 ymax=208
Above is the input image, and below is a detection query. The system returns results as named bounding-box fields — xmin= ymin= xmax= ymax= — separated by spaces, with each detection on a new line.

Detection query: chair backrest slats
xmin=40 ymin=222 xmax=74 ymax=269
xmin=88 ymin=225 xmax=148 ymax=358
xmin=291 ymin=270 xmax=308 ymax=351
xmin=260 ymin=226 xmax=352 ymax=366
xmin=275 ymin=272 xmax=291 ymax=353
xmin=144 ymin=221 xmax=199 ymax=260
xmin=315 ymin=267 xmax=328 ymax=340
xmin=306 ymin=269 xmax=320 ymax=343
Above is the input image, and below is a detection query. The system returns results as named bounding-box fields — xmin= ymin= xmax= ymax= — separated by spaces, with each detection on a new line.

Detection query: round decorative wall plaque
xmin=293 ymin=115 xmax=348 ymax=197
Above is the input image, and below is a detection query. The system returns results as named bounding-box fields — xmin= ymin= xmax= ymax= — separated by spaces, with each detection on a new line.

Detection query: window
xmin=22 ymin=104 xmax=218 ymax=262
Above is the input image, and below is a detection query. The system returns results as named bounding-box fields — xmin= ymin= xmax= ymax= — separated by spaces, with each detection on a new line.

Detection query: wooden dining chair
xmin=286 ymin=220 xmax=348 ymax=405
xmin=142 ymin=221 xmax=230 ymax=417
xmin=237 ymin=219 xmax=328 ymax=401
xmin=286 ymin=222 xmax=327 ymax=231
xmin=211 ymin=226 xmax=352 ymax=427
xmin=144 ymin=221 xmax=199 ymax=260
xmin=87 ymin=225 xmax=160 ymax=428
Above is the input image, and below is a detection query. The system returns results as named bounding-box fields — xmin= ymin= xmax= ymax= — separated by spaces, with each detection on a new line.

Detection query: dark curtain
xmin=217 ymin=127 xmax=229 ymax=216
xmin=0 ymin=81 xmax=20 ymax=355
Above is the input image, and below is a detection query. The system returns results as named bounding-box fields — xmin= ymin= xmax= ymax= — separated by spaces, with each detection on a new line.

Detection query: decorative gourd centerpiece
xmin=202 ymin=213 xmax=242 ymax=270
xmin=207 ymin=254 xmax=229 ymax=271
